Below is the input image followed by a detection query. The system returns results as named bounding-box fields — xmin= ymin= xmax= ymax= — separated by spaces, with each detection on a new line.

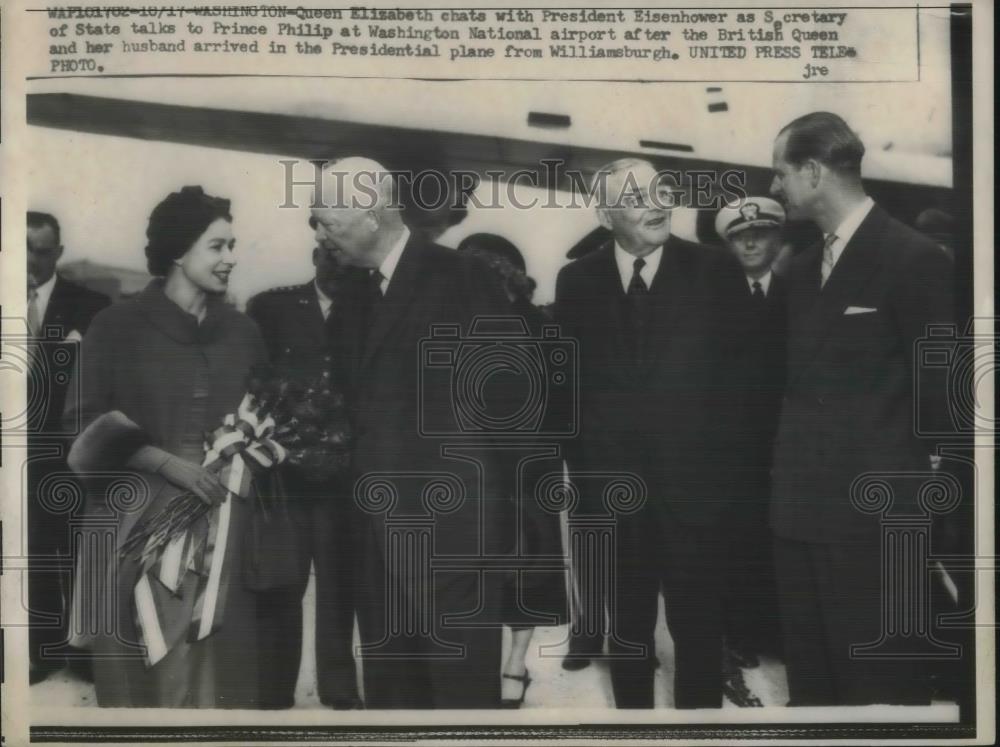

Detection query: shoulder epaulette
xmin=262 ymin=284 xmax=303 ymax=294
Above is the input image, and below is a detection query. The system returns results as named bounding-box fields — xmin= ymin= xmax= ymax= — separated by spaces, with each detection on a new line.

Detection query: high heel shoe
xmin=501 ymin=670 xmax=532 ymax=708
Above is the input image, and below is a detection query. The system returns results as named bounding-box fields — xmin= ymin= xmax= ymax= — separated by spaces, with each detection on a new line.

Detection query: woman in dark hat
xmin=65 ymin=186 xmax=268 ymax=707
xmin=456 ymin=233 xmax=569 ymax=708
xmin=456 ymin=233 xmax=537 ymax=311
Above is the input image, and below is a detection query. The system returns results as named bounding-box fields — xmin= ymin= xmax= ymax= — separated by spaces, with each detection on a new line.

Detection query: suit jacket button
xmin=817 ymin=396 xmax=826 ymax=406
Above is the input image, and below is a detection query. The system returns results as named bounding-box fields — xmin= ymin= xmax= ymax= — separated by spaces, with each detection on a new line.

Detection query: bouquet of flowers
xmin=245 ymin=363 xmax=354 ymax=481
xmin=120 ymin=364 xmax=354 ymax=563
xmin=118 ymin=364 xmax=354 ymax=665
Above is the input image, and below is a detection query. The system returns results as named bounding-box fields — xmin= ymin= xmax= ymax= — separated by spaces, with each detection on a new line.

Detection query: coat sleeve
xmin=245 ymin=294 xmax=278 ymax=362
xmin=64 ymin=310 xmax=115 ymax=436
xmin=553 ymin=265 xmax=583 ymax=469
xmin=64 ymin=311 xmax=151 ymax=473
xmin=79 ymin=289 xmax=111 ymax=335
xmin=249 ymin=317 xmax=270 ymax=371
xmin=704 ymin=248 xmax=756 ymax=494
xmin=889 ymin=240 xmax=955 ymax=446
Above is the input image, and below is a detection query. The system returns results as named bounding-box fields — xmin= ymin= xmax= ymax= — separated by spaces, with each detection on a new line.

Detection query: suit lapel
xmin=359 ymin=235 xmax=423 ymax=374
xmin=593 ymin=245 xmax=632 ymax=367
xmin=789 ymin=205 xmax=887 ymax=381
xmin=640 ymin=237 xmax=685 ymax=375
xmin=42 ymin=277 xmax=72 ymax=338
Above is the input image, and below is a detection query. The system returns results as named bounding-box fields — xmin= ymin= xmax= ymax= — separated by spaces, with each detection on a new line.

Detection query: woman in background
xmin=65 ymin=186 xmax=267 ymax=707
xmin=457 ymin=233 xmax=568 ymax=708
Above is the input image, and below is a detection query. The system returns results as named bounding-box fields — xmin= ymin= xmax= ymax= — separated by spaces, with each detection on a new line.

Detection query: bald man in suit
xmin=313 ymin=157 xmax=514 ymax=709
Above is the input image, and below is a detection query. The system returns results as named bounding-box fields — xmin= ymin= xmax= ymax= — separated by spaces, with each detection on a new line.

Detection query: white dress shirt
xmin=377 ymin=226 xmax=411 ymax=295
xmin=746 ymin=270 xmax=773 ymax=296
xmin=314 ymin=280 xmax=333 ymax=320
xmin=30 ymin=273 xmax=58 ymax=325
xmin=614 ymin=242 xmax=663 ymax=293
xmin=825 ymin=196 xmax=875 ymax=270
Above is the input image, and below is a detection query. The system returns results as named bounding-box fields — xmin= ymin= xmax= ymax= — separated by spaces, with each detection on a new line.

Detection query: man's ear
xmin=596 ymin=208 xmax=614 ymax=231
xmin=56 ymin=244 xmax=65 ymax=260
xmin=806 ymin=159 xmax=822 ymax=188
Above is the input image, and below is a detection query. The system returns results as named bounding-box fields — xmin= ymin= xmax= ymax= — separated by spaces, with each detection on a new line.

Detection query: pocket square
xmin=844 ymin=306 xmax=877 ymax=315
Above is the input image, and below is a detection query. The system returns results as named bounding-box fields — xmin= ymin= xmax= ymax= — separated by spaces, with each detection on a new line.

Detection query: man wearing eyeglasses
xmin=246 ymin=220 xmax=362 ymax=710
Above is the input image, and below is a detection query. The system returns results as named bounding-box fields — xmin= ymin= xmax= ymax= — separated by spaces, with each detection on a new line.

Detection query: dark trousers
xmin=27 ymin=450 xmax=77 ymax=670
xmin=723 ymin=484 xmax=781 ymax=656
xmin=930 ymin=501 xmax=977 ymax=714
xmin=773 ymin=536 xmax=931 ymax=705
xmin=566 ymin=519 xmax=608 ymax=657
xmin=610 ymin=511 xmax=725 ymax=708
xmin=256 ymin=494 xmax=359 ymax=708
xmin=355 ymin=523 xmax=502 ymax=709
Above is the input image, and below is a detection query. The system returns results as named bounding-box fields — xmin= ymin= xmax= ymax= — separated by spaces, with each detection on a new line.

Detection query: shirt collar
xmin=377 ymin=226 xmax=411 ymax=290
xmin=747 ymin=270 xmax=772 ymax=295
xmin=826 ymin=196 xmax=875 ymax=259
xmin=613 ymin=242 xmax=663 ymax=292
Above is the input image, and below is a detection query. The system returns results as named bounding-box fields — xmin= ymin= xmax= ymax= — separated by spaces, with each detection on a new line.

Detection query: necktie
xmin=820 ymin=233 xmax=838 ymax=288
xmin=27 ymin=287 xmax=41 ymax=337
xmin=751 ymin=280 xmax=766 ymax=304
xmin=627 ymin=257 xmax=648 ymax=296
xmin=625 ymin=257 xmax=649 ymax=365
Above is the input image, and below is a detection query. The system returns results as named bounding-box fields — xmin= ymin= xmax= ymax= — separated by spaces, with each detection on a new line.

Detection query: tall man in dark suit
xmin=769 ymin=112 xmax=953 ymax=705
xmin=26 ymin=211 xmax=110 ymax=683
xmin=714 ymin=198 xmax=788 ymax=667
xmin=246 ymin=225 xmax=362 ymax=709
xmin=311 ymin=157 xmax=513 ymax=708
xmin=555 ymin=159 xmax=747 ymax=708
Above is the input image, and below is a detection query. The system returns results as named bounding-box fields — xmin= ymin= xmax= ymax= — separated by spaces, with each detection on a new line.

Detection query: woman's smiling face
xmin=176 ymin=217 xmax=236 ymax=294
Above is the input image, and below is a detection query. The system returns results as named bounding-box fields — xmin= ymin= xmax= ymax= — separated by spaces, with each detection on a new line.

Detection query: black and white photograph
xmin=0 ymin=1 xmax=993 ymax=744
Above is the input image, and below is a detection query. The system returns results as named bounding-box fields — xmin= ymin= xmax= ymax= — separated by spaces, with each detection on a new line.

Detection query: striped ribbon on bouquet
xmin=133 ymin=393 xmax=288 ymax=667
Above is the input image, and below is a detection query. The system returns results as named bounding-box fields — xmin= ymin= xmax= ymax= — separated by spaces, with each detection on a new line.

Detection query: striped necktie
xmin=820 ymin=233 xmax=838 ymax=288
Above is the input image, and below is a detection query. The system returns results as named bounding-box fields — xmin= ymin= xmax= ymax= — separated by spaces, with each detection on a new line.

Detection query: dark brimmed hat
xmin=566 ymin=226 xmax=612 ymax=260
xmin=456 ymin=233 xmax=526 ymax=273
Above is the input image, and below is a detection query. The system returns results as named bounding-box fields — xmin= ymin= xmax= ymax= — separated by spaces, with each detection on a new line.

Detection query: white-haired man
xmin=555 ymin=158 xmax=747 ymax=708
